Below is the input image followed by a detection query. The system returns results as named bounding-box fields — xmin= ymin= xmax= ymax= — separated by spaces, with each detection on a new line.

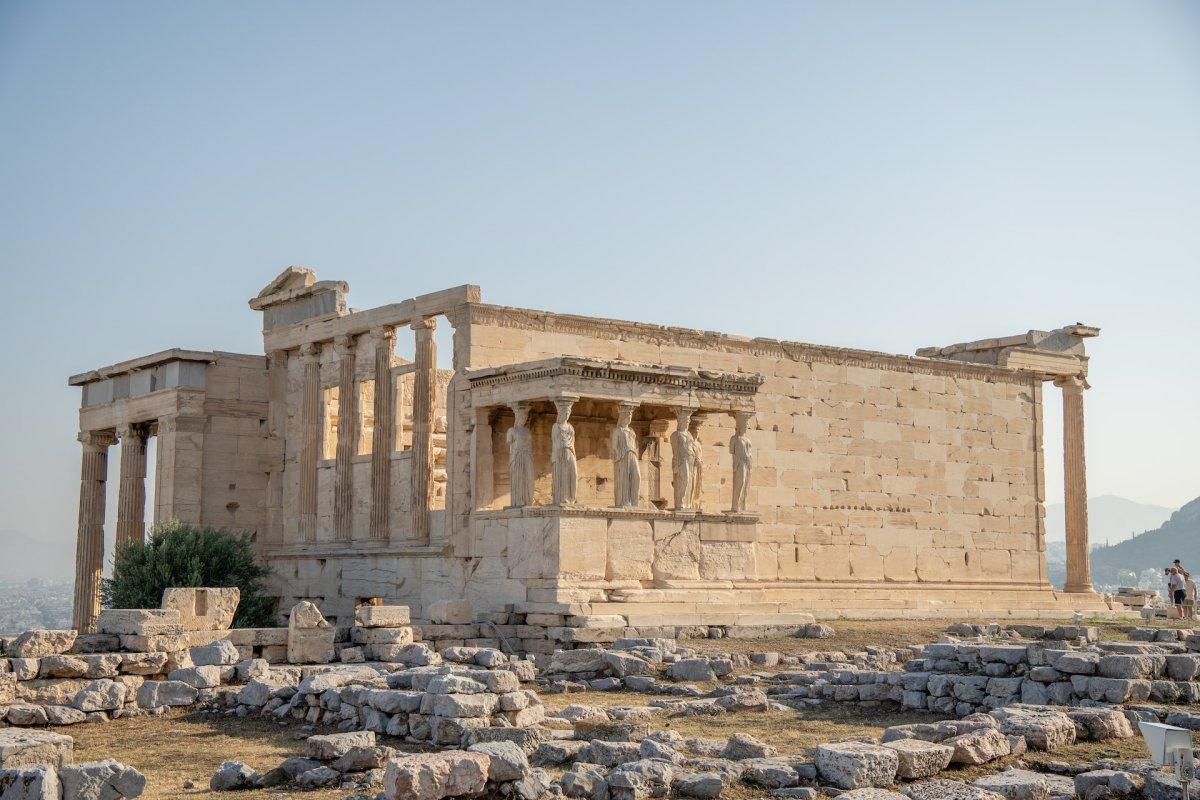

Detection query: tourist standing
xmin=1167 ymin=567 xmax=1187 ymax=618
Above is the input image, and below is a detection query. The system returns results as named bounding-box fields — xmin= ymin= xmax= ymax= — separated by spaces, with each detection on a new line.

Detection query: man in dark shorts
xmin=1168 ymin=567 xmax=1187 ymax=617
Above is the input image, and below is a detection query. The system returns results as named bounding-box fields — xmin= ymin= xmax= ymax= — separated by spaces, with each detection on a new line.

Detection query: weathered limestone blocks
xmin=160 ymin=588 xmax=239 ymax=631
xmin=0 ymin=730 xmax=74 ymax=768
xmin=382 ymin=750 xmax=490 ymax=800
xmin=60 ymin=758 xmax=147 ymax=800
xmin=0 ymin=763 xmax=60 ymax=799
xmin=9 ymin=632 xmax=77 ymax=660
xmin=356 ymin=605 xmax=411 ymax=628
xmin=817 ymin=742 xmax=899 ymax=789
xmin=287 ymin=601 xmax=335 ymax=665
xmin=96 ymin=610 xmax=182 ymax=637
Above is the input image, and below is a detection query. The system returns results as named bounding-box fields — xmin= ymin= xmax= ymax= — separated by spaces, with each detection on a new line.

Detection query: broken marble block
xmin=355 ymin=605 xmax=411 ymax=628
xmin=8 ymin=630 xmax=77 ymax=659
xmin=161 ymin=587 xmax=240 ymax=631
xmin=0 ymin=730 xmax=75 ymax=769
xmin=97 ymin=609 xmax=183 ymax=637
xmin=287 ymin=601 xmax=335 ymax=665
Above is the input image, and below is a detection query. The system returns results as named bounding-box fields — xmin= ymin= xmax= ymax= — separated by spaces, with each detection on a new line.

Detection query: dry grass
xmin=68 ymin=710 xmax=420 ymax=800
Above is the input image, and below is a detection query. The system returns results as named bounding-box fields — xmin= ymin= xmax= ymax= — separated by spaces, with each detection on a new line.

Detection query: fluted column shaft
xmin=1059 ymin=375 xmax=1093 ymax=593
xmin=115 ymin=424 xmax=147 ymax=548
xmin=73 ymin=431 xmax=110 ymax=632
xmin=370 ymin=327 xmax=396 ymax=540
xmin=333 ymin=335 xmax=359 ymax=542
xmin=409 ymin=318 xmax=437 ymax=545
xmin=298 ymin=343 xmax=321 ymax=542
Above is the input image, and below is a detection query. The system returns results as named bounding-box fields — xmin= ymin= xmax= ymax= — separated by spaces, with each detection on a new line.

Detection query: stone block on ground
xmin=972 ymin=770 xmax=1049 ymax=800
xmin=944 ymin=728 xmax=1010 ymax=765
xmin=306 ymin=730 xmax=376 ymax=761
xmin=356 ymin=605 xmax=411 ymax=628
xmin=0 ymin=730 xmax=74 ymax=768
xmin=902 ymin=779 xmax=1007 ymax=800
xmin=0 ymin=764 xmax=60 ymax=800
xmin=9 ymin=630 xmax=77 ymax=659
xmin=189 ymin=639 xmax=240 ymax=667
xmin=382 ymin=750 xmax=489 ymax=800
xmin=210 ymin=760 xmax=258 ymax=791
xmin=882 ymin=739 xmax=954 ymax=779
xmin=989 ymin=707 xmax=1077 ymax=751
xmin=817 ymin=742 xmax=900 ymax=789
xmin=60 ymin=759 xmax=147 ymax=799
xmin=97 ymin=610 xmax=182 ymax=636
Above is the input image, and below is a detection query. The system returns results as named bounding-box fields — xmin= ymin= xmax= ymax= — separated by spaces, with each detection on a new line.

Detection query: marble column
xmin=1058 ymin=375 xmax=1093 ymax=593
xmin=370 ymin=327 xmax=396 ymax=541
xmin=263 ymin=349 xmax=288 ymax=547
xmin=409 ymin=318 xmax=437 ymax=544
xmin=333 ymin=335 xmax=358 ymax=543
xmin=298 ymin=342 xmax=321 ymax=542
xmin=114 ymin=423 xmax=147 ymax=548
xmin=73 ymin=431 xmax=110 ymax=632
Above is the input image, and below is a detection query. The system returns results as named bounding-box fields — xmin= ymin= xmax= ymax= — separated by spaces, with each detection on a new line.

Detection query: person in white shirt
xmin=1167 ymin=567 xmax=1187 ymax=618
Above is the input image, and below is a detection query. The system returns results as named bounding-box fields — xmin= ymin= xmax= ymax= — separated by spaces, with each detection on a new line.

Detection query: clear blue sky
xmin=2 ymin=2 xmax=1197 ymax=564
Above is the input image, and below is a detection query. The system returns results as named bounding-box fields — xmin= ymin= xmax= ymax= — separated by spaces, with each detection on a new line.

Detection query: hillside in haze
xmin=1045 ymin=494 xmax=1175 ymax=545
xmin=0 ymin=530 xmax=74 ymax=581
xmin=1087 ymin=495 xmax=1200 ymax=590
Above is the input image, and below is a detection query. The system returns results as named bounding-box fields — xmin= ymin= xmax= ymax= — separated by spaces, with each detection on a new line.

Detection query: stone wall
xmin=456 ymin=303 xmax=1054 ymax=620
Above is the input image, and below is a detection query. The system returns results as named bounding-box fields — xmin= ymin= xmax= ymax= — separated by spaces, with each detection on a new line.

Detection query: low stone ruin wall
xmin=0 ymin=729 xmax=146 ymax=800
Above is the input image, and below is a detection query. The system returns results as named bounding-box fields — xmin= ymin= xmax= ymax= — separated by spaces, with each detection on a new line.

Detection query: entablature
xmin=465 ymin=356 xmax=762 ymax=412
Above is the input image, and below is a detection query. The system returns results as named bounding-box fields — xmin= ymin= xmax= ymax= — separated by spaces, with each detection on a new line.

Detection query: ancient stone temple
xmin=68 ymin=267 xmax=1109 ymax=633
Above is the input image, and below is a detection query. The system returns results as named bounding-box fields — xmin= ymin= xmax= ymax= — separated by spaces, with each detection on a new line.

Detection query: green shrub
xmin=102 ymin=521 xmax=277 ymax=628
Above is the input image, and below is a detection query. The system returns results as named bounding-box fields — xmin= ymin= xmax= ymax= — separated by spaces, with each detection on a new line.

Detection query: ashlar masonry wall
xmin=458 ymin=303 xmax=1051 ymax=617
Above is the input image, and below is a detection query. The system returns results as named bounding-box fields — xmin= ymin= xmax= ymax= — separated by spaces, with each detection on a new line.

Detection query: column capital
xmin=371 ymin=325 xmax=397 ymax=344
xmin=298 ymin=342 xmax=321 ymax=362
xmin=115 ymin=423 xmax=144 ymax=440
xmin=78 ymin=430 xmax=114 ymax=449
xmin=1054 ymin=374 xmax=1089 ymax=390
xmin=334 ymin=333 xmax=358 ymax=355
xmin=410 ymin=316 xmax=437 ymax=332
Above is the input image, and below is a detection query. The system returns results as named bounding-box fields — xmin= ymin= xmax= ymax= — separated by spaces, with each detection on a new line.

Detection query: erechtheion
xmin=68 ymin=267 xmax=1110 ymax=638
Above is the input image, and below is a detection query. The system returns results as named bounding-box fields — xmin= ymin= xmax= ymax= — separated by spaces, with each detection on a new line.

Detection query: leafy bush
xmin=102 ymin=521 xmax=277 ymax=628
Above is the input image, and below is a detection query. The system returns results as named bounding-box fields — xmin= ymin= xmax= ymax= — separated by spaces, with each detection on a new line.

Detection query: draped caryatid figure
xmin=610 ymin=402 xmax=640 ymax=507
xmin=687 ymin=413 xmax=704 ymax=509
xmin=506 ymin=402 xmax=534 ymax=507
xmin=729 ymin=411 xmax=753 ymax=512
xmin=551 ymin=398 xmax=578 ymax=505
xmin=670 ymin=407 xmax=695 ymax=510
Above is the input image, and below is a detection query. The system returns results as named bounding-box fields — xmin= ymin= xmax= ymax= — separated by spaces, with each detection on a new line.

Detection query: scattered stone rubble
xmin=14 ymin=603 xmax=1200 ymax=800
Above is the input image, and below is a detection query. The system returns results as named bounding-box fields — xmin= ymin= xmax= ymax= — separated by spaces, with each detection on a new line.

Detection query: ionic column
xmin=73 ymin=431 xmax=111 ymax=632
xmin=1057 ymin=375 xmax=1093 ymax=593
xmin=114 ymin=423 xmax=147 ymax=548
xmin=409 ymin=318 xmax=437 ymax=544
xmin=298 ymin=342 xmax=321 ymax=542
xmin=263 ymin=349 xmax=288 ymax=547
xmin=370 ymin=327 xmax=396 ymax=540
xmin=333 ymin=334 xmax=358 ymax=543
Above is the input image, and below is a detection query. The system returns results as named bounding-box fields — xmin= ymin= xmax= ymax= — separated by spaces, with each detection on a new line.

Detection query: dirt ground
xmin=70 ymin=710 xmax=419 ymax=800
xmin=685 ymin=617 xmax=1186 ymax=657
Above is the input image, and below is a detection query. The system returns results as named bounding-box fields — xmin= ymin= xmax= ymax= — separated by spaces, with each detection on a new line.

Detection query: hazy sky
xmin=2 ymin=2 xmax=1198 ymax=562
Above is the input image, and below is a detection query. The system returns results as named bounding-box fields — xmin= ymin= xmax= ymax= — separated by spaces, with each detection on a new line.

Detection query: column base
xmin=1062 ymin=584 xmax=1095 ymax=594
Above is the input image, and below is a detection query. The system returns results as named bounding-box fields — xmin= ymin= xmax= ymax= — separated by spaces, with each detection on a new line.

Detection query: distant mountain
xmin=0 ymin=530 xmax=74 ymax=582
xmin=1088 ymin=496 xmax=1200 ymax=591
xmin=1045 ymin=495 xmax=1175 ymax=546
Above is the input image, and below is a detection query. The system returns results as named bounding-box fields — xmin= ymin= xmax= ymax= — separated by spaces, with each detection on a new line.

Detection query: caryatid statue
xmin=551 ymin=397 xmax=578 ymax=506
xmin=670 ymin=407 xmax=695 ymax=510
xmin=729 ymin=411 xmax=754 ymax=512
xmin=687 ymin=413 xmax=705 ymax=509
xmin=610 ymin=402 xmax=640 ymax=507
xmin=506 ymin=403 xmax=534 ymax=508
